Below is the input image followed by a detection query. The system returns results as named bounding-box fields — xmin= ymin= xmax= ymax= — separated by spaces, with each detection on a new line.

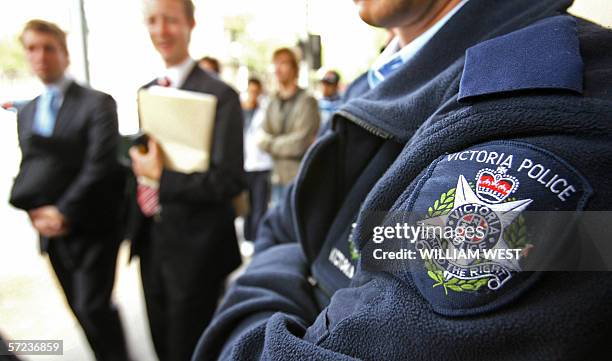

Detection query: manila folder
xmin=138 ymin=86 xmax=217 ymax=173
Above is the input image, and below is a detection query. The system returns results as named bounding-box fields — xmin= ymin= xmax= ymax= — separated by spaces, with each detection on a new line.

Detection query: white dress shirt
xmin=158 ymin=57 xmax=196 ymax=88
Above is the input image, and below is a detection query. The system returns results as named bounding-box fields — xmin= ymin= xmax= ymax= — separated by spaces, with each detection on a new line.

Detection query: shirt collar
xmin=322 ymin=93 xmax=342 ymax=102
xmin=43 ymin=75 xmax=72 ymax=95
xmin=368 ymin=0 xmax=468 ymax=89
xmin=39 ymin=75 xmax=71 ymax=107
xmin=161 ymin=57 xmax=195 ymax=88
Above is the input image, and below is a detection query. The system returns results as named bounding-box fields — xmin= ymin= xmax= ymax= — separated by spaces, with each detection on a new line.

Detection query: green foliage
xmin=348 ymin=233 xmax=360 ymax=261
xmin=427 ymin=187 xmax=456 ymax=217
xmin=425 ymin=258 xmax=488 ymax=295
xmin=422 ymin=183 xmax=530 ymax=296
xmin=0 ymin=36 xmax=28 ymax=80
xmin=223 ymin=14 xmax=285 ymax=80
xmin=424 ymin=183 xmax=490 ymax=295
xmin=504 ymin=213 xmax=528 ymax=249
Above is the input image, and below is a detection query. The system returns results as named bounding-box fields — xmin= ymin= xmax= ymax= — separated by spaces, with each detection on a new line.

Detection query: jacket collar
xmin=53 ymin=81 xmax=81 ymax=135
xmin=339 ymin=0 xmax=575 ymax=143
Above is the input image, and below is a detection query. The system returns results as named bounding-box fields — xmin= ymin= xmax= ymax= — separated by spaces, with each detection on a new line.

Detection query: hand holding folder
xmin=137 ymin=86 xmax=218 ymax=173
xmin=134 ymin=86 xmax=249 ymax=217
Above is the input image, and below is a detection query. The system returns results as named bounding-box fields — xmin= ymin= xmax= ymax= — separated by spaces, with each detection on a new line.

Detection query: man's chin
xmin=156 ymin=47 xmax=175 ymax=59
xmin=38 ymin=73 xmax=61 ymax=84
xmin=355 ymin=8 xmax=381 ymax=27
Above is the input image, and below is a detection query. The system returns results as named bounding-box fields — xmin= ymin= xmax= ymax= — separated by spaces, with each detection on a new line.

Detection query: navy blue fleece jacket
xmin=194 ymin=1 xmax=612 ymax=360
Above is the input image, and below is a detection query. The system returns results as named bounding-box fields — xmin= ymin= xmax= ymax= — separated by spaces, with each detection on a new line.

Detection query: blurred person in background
xmin=257 ymin=47 xmax=320 ymax=206
xmin=241 ymin=77 xmax=272 ymax=242
xmin=9 ymin=19 xmax=128 ymax=361
xmin=128 ymin=0 xmax=245 ymax=360
xmin=1 ymin=100 xmax=29 ymax=112
xmin=318 ymin=70 xmax=342 ymax=126
xmin=199 ymin=56 xmax=221 ymax=77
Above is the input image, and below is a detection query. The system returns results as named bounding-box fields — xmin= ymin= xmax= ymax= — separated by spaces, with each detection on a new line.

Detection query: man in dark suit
xmin=128 ymin=1 xmax=245 ymax=360
xmin=10 ymin=20 xmax=129 ymax=361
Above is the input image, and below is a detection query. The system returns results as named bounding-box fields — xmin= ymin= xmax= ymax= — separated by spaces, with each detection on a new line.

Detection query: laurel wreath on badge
xmin=425 ymin=185 xmax=529 ymax=295
xmin=348 ymin=234 xmax=360 ymax=261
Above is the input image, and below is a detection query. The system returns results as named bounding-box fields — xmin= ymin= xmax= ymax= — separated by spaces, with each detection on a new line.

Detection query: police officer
xmin=193 ymin=0 xmax=612 ymax=360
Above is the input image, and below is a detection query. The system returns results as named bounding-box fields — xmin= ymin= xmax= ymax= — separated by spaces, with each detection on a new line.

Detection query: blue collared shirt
xmin=39 ymin=75 xmax=72 ymax=109
xmin=33 ymin=75 xmax=72 ymax=136
xmin=368 ymin=0 xmax=468 ymax=89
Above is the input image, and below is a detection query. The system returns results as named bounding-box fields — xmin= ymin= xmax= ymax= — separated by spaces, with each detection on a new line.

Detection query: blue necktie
xmin=33 ymin=88 xmax=60 ymax=137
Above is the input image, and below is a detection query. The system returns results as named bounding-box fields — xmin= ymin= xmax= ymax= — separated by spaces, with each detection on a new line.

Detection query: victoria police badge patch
xmin=417 ymin=169 xmax=531 ymax=295
xmin=401 ymin=141 xmax=592 ymax=316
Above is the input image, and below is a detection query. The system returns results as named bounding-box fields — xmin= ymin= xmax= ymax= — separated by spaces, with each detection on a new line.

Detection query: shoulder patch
xmin=398 ymin=141 xmax=592 ymax=316
xmin=458 ymin=15 xmax=583 ymax=102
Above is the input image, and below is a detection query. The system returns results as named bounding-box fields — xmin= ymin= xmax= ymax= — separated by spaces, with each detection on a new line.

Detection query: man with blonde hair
xmin=128 ymin=1 xmax=245 ymax=360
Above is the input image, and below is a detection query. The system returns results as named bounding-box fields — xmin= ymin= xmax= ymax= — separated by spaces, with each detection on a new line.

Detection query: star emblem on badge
xmin=419 ymin=174 xmax=532 ymax=271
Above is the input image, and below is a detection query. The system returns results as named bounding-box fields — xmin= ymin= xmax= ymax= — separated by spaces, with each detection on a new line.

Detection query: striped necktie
xmin=135 ymin=77 xmax=172 ymax=217
xmin=136 ymin=180 xmax=161 ymax=217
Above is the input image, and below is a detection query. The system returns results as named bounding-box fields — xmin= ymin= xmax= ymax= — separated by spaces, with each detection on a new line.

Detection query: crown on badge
xmin=475 ymin=167 xmax=519 ymax=203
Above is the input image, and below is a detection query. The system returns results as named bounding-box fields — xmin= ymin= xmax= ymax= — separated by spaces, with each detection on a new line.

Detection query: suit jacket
xmin=10 ymin=81 xmax=126 ymax=252
xmin=129 ymin=64 xmax=245 ymax=281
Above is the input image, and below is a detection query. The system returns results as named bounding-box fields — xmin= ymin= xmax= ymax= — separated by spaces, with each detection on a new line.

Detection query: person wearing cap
xmin=318 ymin=70 xmax=343 ymax=126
